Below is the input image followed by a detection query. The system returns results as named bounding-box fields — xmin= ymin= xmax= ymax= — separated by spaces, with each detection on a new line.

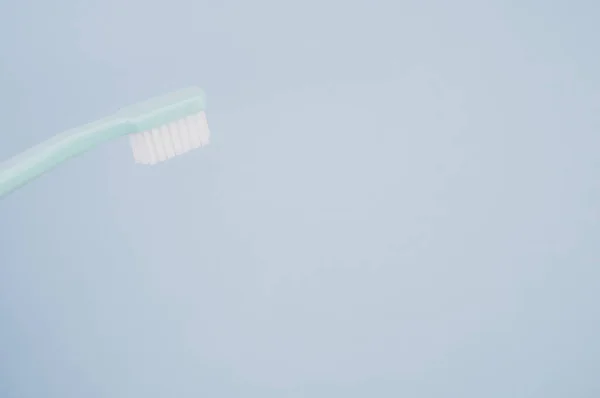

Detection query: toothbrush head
xmin=118 ymin=87 xmax=210 ymax=165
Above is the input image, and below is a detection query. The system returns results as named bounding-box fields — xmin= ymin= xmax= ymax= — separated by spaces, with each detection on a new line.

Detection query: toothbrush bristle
xmin=129 ymin=111 xmax=209 ymax=165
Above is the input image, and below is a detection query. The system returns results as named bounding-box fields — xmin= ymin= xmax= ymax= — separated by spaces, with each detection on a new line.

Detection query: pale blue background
xmin=1 ymin=0 xmax=599 ymax=397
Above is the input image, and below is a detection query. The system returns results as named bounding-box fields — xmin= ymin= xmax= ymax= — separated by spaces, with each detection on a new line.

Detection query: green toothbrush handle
xmin=0 ymin=118 xmax=132 ymax=198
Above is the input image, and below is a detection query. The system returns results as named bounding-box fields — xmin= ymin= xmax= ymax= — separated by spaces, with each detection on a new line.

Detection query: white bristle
xmin=129 ymin=111 xmax=210 ymax=165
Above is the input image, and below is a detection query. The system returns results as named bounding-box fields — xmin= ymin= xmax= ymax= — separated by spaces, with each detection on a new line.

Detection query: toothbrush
xmin=0 ymin=87 xmax=210 ymax=198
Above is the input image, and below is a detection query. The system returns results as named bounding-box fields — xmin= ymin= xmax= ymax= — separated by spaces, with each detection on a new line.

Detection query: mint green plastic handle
xmin=0 ymin=87 xmax=206 ymax=199
xmin=0 ymin=117 xmax=132 ymax=198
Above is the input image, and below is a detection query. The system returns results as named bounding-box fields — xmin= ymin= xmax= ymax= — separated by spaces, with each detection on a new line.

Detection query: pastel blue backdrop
xmin=1 ymin=0 xmax=599 ymax=396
